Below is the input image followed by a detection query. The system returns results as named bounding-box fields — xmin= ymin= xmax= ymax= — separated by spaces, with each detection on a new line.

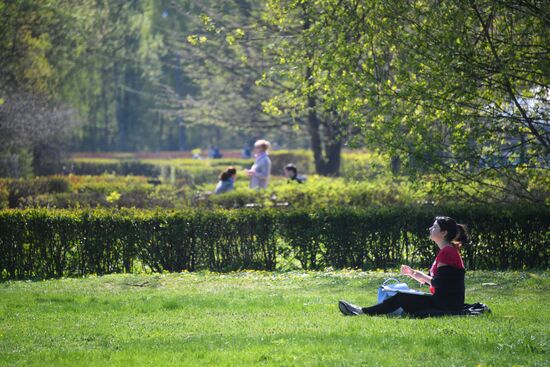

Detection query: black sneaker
xmin=339 ymin=300 xmax=364 ymax=316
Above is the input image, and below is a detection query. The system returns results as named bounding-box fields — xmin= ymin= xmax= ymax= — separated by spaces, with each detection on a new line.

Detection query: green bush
xmin=0 ymin=205 xmax=548 ymax=279
xmin=69 ymin=160 xmax=161 ymax=177
xmin=0 ymin=150 xmax=34 ymax=178
xmin=206 ymin=188 xmax=261 ymax=209
xmin=340 ymin=151 xmax=390 ymax=180
xmin=269 ymin=150 xmax=314 ymax=175
xmin=69 ymin=158 xmax=255 ymax=186
xmin=5 ymin=176 xmax=70 ymax=208
xmin=2 ymin=174 xmax=424 ymax=210
xmin=60 ymin=152 xmax=550 ymax=206
xmin=0 ymin=181 xmax=8 ymax=209
xmin=201 ymin=175 xmax=425 ymax=209
xmin=170 ymin=166 xmax=221 ymax=186
xmin=208 ymin=158 xmax=255 ymax=168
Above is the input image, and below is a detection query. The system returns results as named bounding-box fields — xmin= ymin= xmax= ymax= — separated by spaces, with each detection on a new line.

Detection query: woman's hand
xmin=400 ymin=265 xmax=414 ymax=277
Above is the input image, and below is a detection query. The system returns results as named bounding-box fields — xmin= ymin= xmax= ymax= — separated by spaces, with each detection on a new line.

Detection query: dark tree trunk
xmin=309 ymin=126 xmax=342 ymax=176
xmin=302 ymin=3 xmax=343 ymax=176
xmin=321 ymin=137 xmax=342 ymax=176
xmin=306 ymin=69 xmax=342 ymax=176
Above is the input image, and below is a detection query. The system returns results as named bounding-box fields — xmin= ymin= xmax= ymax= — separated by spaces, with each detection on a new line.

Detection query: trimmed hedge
xmin=5 ymin=176 xmax=71 ymax=208
xmin=69 ymin=161 xmax=223 ymax=185
xmin=69 ymin=160 xmax=162 ymax=177
xmin=0 ymin=205 xmax=548 ymax=278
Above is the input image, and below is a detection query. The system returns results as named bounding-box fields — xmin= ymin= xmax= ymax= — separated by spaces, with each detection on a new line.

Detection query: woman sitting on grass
xmin=339 ymin=216 xmax=467 ymax=316
xmin=214 ymin=166 xmax=237 ymax=194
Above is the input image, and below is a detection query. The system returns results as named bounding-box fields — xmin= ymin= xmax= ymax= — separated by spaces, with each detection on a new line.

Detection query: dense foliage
xmin=0 ymin=173 xmax=423 ymax=210
xmin=2 ymin=1 xmax=547 ymax=190
xmin=1 ymin=205 xmax=548 ymax=278
xmin=262 ymin=0 xmax=550 ymax=191
xmin=2 ymin=146 xmax=547 ymax=210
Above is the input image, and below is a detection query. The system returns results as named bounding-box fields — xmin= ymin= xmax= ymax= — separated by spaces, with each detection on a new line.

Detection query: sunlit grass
xmin=1 ymin=271 xmax=548 ymax=366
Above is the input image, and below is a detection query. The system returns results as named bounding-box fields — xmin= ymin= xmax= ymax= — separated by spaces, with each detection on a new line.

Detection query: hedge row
xmin=67 ymin=151 xmax=313 ymax=177
xmin=68 ymin=161 xmax=228 ymax=186
xmin=1 ymin=205 xmax=548 ymax=278
xmin=66 ymin=149 xmax=365 ymax=181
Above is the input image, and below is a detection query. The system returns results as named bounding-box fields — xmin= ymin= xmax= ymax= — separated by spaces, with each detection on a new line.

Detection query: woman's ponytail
xmin=436 ymin=216 xmax=469 ymax=250
xmin=453 ymin=224 xmax=469 ymax=249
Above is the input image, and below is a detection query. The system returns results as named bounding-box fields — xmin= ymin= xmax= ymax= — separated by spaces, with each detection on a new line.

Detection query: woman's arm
xmin=401 ymin=265 xmax=432 ymax=286
xmin=411 ymin=269 xmax=432 ymax=286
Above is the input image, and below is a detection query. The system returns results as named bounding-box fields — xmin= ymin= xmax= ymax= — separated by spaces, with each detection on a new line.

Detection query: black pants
xmin=361 ymin=293 xmax=441 ymax=315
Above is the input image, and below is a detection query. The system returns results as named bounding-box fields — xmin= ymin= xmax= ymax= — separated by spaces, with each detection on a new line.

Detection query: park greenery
xmin=1 ymin=2 xmax=549 ymax=365
xmin=1 ymin=204 xmax=548 ymax=278
xmin=3 ymin=157 xmax=550 ymax=210
xmin=0 ymin=0 xmax=548 ymax=276
xmin=1 ymin=0 xmax=548 ymax=199
xmin=1 ymin=271 xmax=549 ymax=366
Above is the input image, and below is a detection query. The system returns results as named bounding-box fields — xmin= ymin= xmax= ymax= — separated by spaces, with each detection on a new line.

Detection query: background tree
xmin=60 ymin=0 xmax=166 ymax=151
xmin=180 ymin=0 xmax=349 ymax=174
xmin=0 ymin=0 xmax=85 ymax=175
xmin=2 ymin=0 xmax=548 ymax=195
xmin=160 ymin=0 xmax=311 ymax=151
xmin=264 ymin=0 xmax=550 ymax=200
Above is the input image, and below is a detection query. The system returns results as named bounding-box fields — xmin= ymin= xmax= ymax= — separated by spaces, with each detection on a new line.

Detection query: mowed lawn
xmin=0 ymin=271 xmax=548 ymax=366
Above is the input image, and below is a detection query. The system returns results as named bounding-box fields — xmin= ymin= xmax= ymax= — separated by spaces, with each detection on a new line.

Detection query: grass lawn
xmin=0 ymin=271 xmax=548 ymax=366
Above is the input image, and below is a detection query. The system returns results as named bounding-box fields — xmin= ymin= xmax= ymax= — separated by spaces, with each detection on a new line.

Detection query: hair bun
xmin=454 ymin=224 xmax=469 ymax=248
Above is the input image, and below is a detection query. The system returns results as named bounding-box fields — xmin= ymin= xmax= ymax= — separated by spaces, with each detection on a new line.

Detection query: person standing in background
xmin=247 ymin=139 xmax=272 ymax=189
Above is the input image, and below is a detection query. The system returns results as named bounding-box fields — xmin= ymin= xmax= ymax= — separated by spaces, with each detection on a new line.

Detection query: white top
xmin=249 ymin=153 xmax=271 ymax=189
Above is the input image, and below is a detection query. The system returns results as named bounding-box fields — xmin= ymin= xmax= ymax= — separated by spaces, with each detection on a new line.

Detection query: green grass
xmin=1 ymin=271 xmax=548 ymax=366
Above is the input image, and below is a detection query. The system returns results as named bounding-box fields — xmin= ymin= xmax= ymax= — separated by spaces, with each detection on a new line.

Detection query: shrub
xmin=203 ymin=176 xmax=424 ymax=209
xmin=0 ymin=183 xmax=7 ymax=209
xmin=68 ymin=158 xmax=255 ymax=186
xmin=340 ymin=151 xmax=390 ymax=180
xmin=6 ymin=176 xmax=70 ymax=208
xmin=269 ymin=150 xmax=314 ymax=175
xmin=0 ymin=205 xmax=548 ymax=279
xmin=68 ymin=160 xmax=161 ymax=177
xmin=117 ymin=189 xmax=175 ymax=209
xmin=170 ymin=166 xmax=221 ymax=186
xmin=70 ymin=175 xmax=151 ymax=194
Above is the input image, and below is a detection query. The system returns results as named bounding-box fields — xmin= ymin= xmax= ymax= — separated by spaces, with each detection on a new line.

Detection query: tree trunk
xmin=302 ymin=4 xmax=342 ymax=176
xmin=306 ymin=94 xmax=342 ymax=176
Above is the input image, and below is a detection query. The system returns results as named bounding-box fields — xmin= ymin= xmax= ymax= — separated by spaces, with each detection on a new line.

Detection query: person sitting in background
xmin=284 ymin=163 xmax=305 ymax=184
xmin=246 ymin=139 xmax=272 ymax=189
xmin=214 ymin=166 xmax=237 ymax=194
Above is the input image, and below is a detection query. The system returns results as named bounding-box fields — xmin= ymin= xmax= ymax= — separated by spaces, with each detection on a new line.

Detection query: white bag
xmin=377 ymin=278 xmax=409 ymax=316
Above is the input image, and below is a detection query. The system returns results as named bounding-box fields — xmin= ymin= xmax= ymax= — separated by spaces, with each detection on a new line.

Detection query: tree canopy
xmin=1 ymin=0 xmax=548 ymax=200
xmin=261 ymin=0 xmax=549 ymax=198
